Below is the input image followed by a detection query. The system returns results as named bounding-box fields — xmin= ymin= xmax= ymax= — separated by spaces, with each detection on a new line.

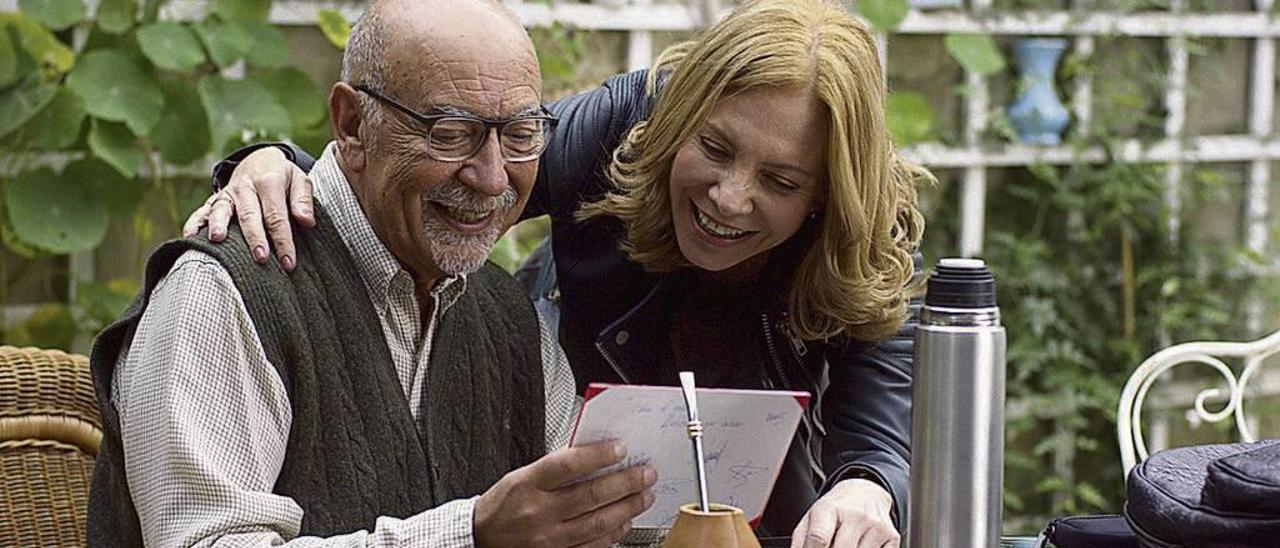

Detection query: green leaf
xmin=7 ymin=303 xmax=77 ymax=350
xmin=1075 ymin=482 xmax=1109 ymax=509
xmin=241 ymin=21 xmax=288 ymax=68
xmin=290 ymin=118 xmax=331 ymax=156
xmin=88 ymin=119 xmax=144 ymax=178
xmin=137 ymin=22 xmax=206 ymax=71
xmin=67 ymin=48 xmax=165 ymax=135
xmin=142 ymin=0 xmax=164 ymax=23
xmin=150 ymin=79 xmax=210 ymax=165
xmin=0 ymin=197 xmax=41 ymax=258
xmin=316 ymin=9 xmax=350 ymax=50
xmin=64 ymin=158 xmax=146 ymax=219
xmin=886 ymin=92 xmax=936 ymax=147
xmin=215 ymin=0 xmax=271 ymax=22
xmin=5 ymin=167 xmax=109 ymax=254
xmin=198 ymin=74 xmax=292 ymax=151
xmin=195 ymin=18 xmax=253 ymax=68
xmin=858 ymin=0 xmax=909 ymax=34
xmin=0 ymin=25 xmax=18 ymax=87
xmin=946 ymin=34 xmax=1007 ymax=77
xmin=78 ymin=279 xmax=138 ymax=328
xmin=19 ymin=87 xmax=86 ymax=149
xmin=2 ymin=12 xmax=76 ymax=74
xmin=96 ymin=0 xmax=138 ymax=34
xmin=19 ymin=0 xmax=87 ymax=31
xmin=0 ymin=73 xmax=58 ymax=139
xmin=251 ymin=67 xmax=326 ymax=128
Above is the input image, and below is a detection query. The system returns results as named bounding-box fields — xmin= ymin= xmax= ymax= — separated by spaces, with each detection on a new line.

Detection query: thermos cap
xmin=926 ymin=258 xmax=997 ymax=309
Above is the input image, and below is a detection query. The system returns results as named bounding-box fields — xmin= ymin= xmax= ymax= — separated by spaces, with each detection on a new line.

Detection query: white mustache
xmin=423 ymin=181 xmax=517 ymax=215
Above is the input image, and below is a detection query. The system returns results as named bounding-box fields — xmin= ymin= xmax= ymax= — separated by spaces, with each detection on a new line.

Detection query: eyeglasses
xmin=355 ymin=84 xmax=558 ymax=163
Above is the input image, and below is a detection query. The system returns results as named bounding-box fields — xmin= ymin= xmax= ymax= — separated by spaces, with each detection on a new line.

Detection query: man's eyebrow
xmin=428 ymin=104 xmax=542 ymax=119
xmin=428 ymin=105 xmax=475 ymax=117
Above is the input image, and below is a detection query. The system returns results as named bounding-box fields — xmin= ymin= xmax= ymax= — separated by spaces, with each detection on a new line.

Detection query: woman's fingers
xmin=789 ymin=513 xmax=812 ymax=548
xmin=206 ymin=192 xmax=236 ymax=242
xmin=183 ymin=200 xmax=211 ymax=237
xmin=255 ymin=170 xmax=297 ymax=271
xmin=228 ymin=184 xmax=271 ymax=263
xmin=288 ymin=168 xmax=316 ymax=229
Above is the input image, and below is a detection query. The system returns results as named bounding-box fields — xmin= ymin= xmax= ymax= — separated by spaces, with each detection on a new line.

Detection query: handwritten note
xmin=570 ymin=383 xmax=809 ymax=528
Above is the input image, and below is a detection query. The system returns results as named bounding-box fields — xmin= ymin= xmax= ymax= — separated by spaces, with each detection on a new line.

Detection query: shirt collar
xmin=309 ymin=142 xmax=467 ymax=314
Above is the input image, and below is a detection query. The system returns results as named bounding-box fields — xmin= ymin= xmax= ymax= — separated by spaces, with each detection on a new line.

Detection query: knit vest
xmin=87 ymin=207 xmax=545 ymax=546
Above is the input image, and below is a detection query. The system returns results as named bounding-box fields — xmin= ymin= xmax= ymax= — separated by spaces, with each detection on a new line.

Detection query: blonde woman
xmin=188 ymin=1 xmax=929 ymax=546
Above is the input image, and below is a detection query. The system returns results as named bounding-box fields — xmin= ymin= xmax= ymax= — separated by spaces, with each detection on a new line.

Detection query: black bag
xmin=1125 ymin=440 xmax=1280 ymax=547
xmin=1034 ymin=514 xmax=1139 ymax=548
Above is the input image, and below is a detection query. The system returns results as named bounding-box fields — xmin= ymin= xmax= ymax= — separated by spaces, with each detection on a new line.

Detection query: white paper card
xmin=569 ymin=383 xmax=810 ymax=528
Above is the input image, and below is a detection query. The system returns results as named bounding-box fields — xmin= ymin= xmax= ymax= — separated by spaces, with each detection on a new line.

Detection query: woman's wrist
xmin=210 ymin=142 xmax=297 ymax=191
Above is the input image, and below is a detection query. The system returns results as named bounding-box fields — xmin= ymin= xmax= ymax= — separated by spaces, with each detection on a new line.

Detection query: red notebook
xmin=570 ymin=383 xmax=810 ymax=529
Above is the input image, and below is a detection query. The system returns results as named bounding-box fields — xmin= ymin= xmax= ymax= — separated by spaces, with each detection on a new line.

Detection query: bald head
xmin=328 ymin=0 xmax=543 ymax=286
xmin=342 ymin=0 xmax=537 ymax=99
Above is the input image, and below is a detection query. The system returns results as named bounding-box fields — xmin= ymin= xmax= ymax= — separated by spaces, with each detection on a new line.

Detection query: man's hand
xmin=474 ymin=441 xmax=657 ymax=548
xmin=183 ymin=146 xmax=314 ymax=272
xmin=791 ymin=478 xmax=898 ymax=548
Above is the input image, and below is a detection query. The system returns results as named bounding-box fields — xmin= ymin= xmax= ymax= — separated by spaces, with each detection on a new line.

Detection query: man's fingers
xmin=799 ymin=503 xmax=839 ymax=548
xmin=228 ymin=185 xmax=270 ymax=263
xmin=559 ymin=464 xmax=655 ymax=517
xmin=288 ymin=170 xmax=317 ymax=228
xmin=255 ymin=172 xmax=296 ymax=271
xmin=558 ymin=489 xmax=653 ymax=545
xmin=529 ymin=442 xmax=627 ymax=490
xmin=567 ymin=522 xmax=631 ymax=548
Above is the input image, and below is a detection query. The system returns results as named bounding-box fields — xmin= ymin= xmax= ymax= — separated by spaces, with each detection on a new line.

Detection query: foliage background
xmin=3 ymin=0 xmax=1279 ymax=533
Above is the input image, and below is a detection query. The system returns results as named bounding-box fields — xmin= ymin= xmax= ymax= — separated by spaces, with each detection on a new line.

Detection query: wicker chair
xmin=0 ymin=346 xmax=102 ymax=547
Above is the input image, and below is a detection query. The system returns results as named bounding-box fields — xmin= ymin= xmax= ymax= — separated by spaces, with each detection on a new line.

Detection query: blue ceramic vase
xmin=1008 ymin=38 xmax=1071 ymax=145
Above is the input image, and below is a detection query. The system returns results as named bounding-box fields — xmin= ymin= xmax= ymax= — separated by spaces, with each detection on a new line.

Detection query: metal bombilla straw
xmin=678 ymin=371 xmax=711 ymax=512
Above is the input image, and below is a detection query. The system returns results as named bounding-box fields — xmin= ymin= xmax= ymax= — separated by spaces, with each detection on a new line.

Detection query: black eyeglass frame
xmin=354 ymin=84 xmax=559 ymax=162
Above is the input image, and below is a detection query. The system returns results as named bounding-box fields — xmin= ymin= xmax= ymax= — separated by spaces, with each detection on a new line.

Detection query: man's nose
xmin=708 ymin=170 xmax=755 ymax=217
xmin=458 ymin=129 xmax=509 ymax=197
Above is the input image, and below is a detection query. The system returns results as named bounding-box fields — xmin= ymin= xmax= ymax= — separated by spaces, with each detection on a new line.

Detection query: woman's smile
xmin=692 ymin=202 xmax=756 ymax=242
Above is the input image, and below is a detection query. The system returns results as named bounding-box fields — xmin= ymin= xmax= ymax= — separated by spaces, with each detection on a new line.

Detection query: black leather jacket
xmin=524 ymin=70 xmax=916 ymax=535
xmin=215 ymin=70 xmax=917 ymax=535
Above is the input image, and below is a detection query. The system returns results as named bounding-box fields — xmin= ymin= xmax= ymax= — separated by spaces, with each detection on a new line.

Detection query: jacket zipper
xmin=595 ymin=339 xmax=633 ymax=384
xmin=761 ymin=313 xmax=792 ymax=389
xmin=778 ymin=318 xmax=808 ymax=359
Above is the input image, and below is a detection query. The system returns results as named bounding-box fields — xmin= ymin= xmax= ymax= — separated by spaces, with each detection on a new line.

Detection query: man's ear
xmin=330 ymin=82 xmax=367 ymax=173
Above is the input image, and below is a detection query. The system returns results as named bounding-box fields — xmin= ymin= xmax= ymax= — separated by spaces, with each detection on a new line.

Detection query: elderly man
xmin=86 ymin=1 xmax=655 ymax=546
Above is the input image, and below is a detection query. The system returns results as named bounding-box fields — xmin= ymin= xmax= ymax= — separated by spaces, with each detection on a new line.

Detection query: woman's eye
xmin=766 ymin=174 xmax=800 ymax=192
xmin=700 ymin=137 xmax=728 ymax=161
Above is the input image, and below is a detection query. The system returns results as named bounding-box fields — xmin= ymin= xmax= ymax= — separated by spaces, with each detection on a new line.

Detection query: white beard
xmin=422 ymin=215 xmax=505 ymax=275
xmin=419 ymin=181 xmax=518 ymax=275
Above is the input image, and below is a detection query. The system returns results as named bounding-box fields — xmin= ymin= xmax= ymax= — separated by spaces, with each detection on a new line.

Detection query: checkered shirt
xmin=111 ymin=143 xmax=577 ymax=547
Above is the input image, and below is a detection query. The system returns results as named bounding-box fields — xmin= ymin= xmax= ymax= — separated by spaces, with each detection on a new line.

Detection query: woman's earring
xmin=808 ymin=211 xmax=819 ymax=220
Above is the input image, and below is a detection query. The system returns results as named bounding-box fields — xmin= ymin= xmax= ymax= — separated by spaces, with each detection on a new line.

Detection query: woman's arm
xmin=523 ymin=69 xmax=652 ymax=222
xmin=815 ymin=251 xmax=924 ymax=533
xmin=185 ymin=70 xmax=653 ymax=269
xmin=185 ymin=144 xmax=319 ymax=270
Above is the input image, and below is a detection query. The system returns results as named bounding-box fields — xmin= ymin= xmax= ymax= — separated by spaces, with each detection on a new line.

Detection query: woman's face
xmin=668 ymin=86 xmax=828 ymax=272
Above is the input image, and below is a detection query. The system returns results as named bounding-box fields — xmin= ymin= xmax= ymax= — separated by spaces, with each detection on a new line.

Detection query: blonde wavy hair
xmin=578 ymin=0 xmax=931 ymax=342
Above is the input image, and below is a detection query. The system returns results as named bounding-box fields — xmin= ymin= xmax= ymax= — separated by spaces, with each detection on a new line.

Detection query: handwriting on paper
xmin=571 ymin=384 xmax=808 ymax=528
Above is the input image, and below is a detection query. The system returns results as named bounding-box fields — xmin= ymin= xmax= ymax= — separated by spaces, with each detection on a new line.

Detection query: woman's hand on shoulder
xmin=791 ymin=478 xmax=899 ymax=548
xmin=183 ymin=146 xmax=314 ymax=272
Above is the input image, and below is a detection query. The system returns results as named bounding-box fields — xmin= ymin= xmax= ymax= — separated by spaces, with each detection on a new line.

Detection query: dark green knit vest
xmin=87 ymin=207 xmax=545 ymax=546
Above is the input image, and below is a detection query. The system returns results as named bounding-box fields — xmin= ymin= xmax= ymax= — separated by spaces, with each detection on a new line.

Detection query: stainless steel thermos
xmin=907 ymin=258 xmax=1007 ymax=548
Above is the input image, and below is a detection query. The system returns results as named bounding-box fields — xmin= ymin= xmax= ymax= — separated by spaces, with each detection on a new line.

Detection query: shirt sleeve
xmin=538 ymin=310 xmax=578 ymax=452
xmin=112 ymin=250 xmax=479 ymax=548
